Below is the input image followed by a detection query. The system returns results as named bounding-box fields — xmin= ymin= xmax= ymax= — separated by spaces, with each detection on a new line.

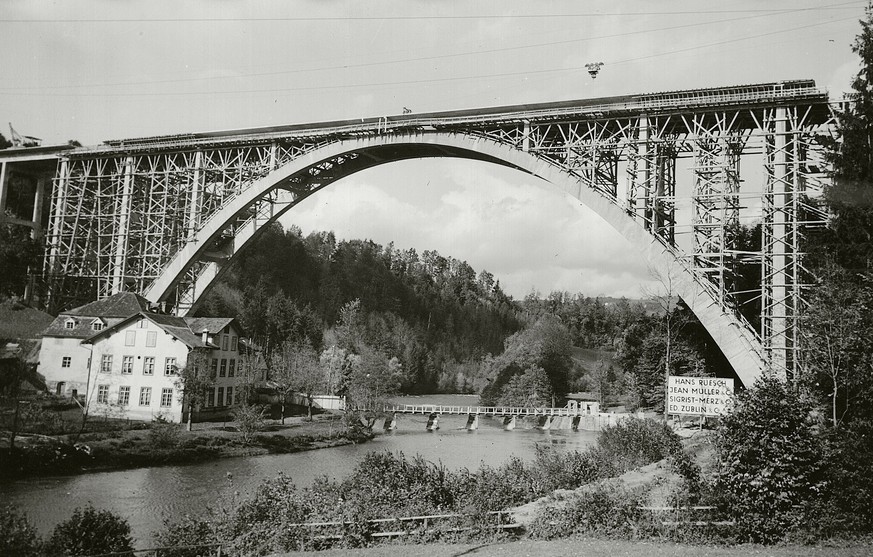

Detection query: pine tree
xmin=821 ymin=3 xmax=873 ymax=270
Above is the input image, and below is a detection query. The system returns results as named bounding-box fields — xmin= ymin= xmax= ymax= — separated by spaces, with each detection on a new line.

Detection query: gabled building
xmin=81 ymin=312 xmax=249 ymax=422
xmin=37 ymin=292 xmax=151 ymax=398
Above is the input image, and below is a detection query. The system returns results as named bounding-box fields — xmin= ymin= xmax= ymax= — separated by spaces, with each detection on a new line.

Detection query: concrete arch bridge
xmin=0 ymin=80 xmax=836 ymax=386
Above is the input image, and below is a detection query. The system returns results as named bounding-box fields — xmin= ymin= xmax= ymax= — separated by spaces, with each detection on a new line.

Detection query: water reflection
xmin=0 ymin=413 xmax=598 ymax=546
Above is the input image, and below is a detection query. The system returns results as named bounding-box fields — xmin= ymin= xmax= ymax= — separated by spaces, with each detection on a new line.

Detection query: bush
xmin=0 ymin=505 xmax=42 ymax=557
xmin=47 ymin=504 xmax=133 ymax=556
xmin=154 ymin=515 xmax=218 ymax=557
xmin=810 ymin=419 xmax=873 ymax=538
xmin=527 ymin=483 xmax=648 ymax=539
xmin=149 ymin=419 xmax=181 ymax=449
xmin=714 ymin=376 xmax=825 ymax=543
xmin=232 ymin=404 xmax=266 ymax=446
xmin=591 ymin=417 xmax=683 ymax=477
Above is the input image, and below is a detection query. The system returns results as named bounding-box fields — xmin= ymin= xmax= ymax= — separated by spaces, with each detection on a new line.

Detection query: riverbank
xmin=0 ymin=413 xmax=370 ymax=480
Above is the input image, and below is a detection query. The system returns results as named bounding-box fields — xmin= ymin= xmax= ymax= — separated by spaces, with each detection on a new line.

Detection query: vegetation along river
xmin=0 ymin=395 xmax=600 ymax=546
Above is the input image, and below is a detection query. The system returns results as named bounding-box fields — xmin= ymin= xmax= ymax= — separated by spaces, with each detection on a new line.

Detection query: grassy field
xmin=274 ymin=538 xmax=873 ymax=557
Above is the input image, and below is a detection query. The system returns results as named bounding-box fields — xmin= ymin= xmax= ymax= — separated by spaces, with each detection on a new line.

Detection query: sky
xmin=0 ymin=0 xmax=867 ymax=299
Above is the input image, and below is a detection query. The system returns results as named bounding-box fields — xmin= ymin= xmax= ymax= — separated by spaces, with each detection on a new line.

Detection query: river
xmin=0 ymin=395 xmax=600 ymax=546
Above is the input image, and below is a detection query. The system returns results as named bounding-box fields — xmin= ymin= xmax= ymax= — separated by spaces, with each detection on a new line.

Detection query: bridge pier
xmin=503 ymin=416 xmax=516 ymax=430
xmin=465 ymin=414 xmax=478 ymax=431
xmin=426 ymin=413 xmax=439 ymax=431
xmin=383 ymin=413 xmax=397 ymax=431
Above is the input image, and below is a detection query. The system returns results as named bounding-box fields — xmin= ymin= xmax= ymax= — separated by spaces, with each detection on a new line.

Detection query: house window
xmin=64 ymin=319 xmax=75 ymax=330
xmin=138 ymin=319 xmax=148 ymax=329
xmin=97 ymin=384 xmax=109 ymax=404
xmin=143 ymin=356 xmax=155 ymax=375
xmin=61 ymin=356 xmax=71 ymax=368
xmin=125 ymin=330 xmax=136 ymax=346
xmin=164 ymin=357 xmax=176 ymax=376
xmin=217 ymin=387 xmax=225 ymax=406
xmin=206 ymin=388 xmax=215 ymax=408
xmin=118 ymin=386 xmax=130 ymax=406
xmin=160 ymin=388 xmax=173 ymax=408
xmin=139 ymin=387 xmax=152 ymax=406
xmin=146 ymin=331 xmax=157 ymax=347
xmin=100 ymin=354 xmax=113 ymax=373
xmin=121 ymin=355 xmax=134 ymax=374
xmin=210 ymin=358 xmax=218 ymax=376
xmin=230 ymin=336 xmax=238 ymax=351
xmin=226 ymin=386 xmax=234 ymax=406
xmin=228 ymin=359 xmax=236 ymax=377
xmin=221 ymin=335 xmax=229 ymax=351
xmin=219 ymin=359 xmax=227 ymax=377
xmin=91 ymin=320 xmax=104 ymax=331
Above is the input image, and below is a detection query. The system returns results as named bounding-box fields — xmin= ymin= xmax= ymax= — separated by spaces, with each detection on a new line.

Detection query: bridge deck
xmin=385 ymin=404 xmax=592 ymax=417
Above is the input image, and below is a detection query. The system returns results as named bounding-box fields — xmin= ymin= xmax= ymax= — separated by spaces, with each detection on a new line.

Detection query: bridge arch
xmin=143 ymin=131 xmax=764 ymax=385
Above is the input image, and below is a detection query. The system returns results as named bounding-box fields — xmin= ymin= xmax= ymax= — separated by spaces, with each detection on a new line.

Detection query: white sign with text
xmin=667 ymin=376 xmax=734 ymax=417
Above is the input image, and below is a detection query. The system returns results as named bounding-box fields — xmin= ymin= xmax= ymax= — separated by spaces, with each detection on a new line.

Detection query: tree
xmin=0 ymin=505 xmax=41 ymax=557
xmin=236 ymin=344 xmax=265 ymax=405
xmin=590 ymin=358 xmax=614 ymax=407
xmin=497 ymin=365 xmax=552 ymax=407
xmin=232 ymin=403 xmax=267 ymax=445
xmin=174 ymin=349 xmax=215 ymax=431
xmin=343 ymin=346 xmax=402 ymax=429
xmin=0 ymin=215 xmax=42 ymax=298
xmin=800 ymin=266 xmax=873 ymax=427
xmin=320 ymin=344 xmax=350 ymax=396
xmin=0 ymin=353 xmax=30 ymax=449
xmin=643 ymin=266 xmax=691 ymax=418
xmin=817 ymin=3 xmax=873 ymax=272
xmin=48 ymin=505 xmax=133 ymax=556
xmin=715 ymin=376 xmax=826 ymax=542
xmin=268 ymin=339 xmax=321 ymax=423
xmin=479 ymin=316 xmax=574 ymax=406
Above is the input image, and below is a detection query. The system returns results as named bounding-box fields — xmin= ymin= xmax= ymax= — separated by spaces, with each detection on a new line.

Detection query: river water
xmin=0 ymin=395 xmax=600 ymax=546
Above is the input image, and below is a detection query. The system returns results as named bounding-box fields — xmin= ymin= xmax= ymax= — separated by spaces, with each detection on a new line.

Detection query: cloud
xmin=283 ymin=158 xmax=651 ymax=298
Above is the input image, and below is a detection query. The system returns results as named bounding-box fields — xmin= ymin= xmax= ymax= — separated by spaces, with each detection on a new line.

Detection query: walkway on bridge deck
xmin=384 ymin=402 xmax=599 ymax=417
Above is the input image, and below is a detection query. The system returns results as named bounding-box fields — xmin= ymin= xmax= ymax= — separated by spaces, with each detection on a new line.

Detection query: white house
xmin=81 ymin=312 xmax=249 ymax=423
xmin=37 ymin=292 xmax=152 ymax=399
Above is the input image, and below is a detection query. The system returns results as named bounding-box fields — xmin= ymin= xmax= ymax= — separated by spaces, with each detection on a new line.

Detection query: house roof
xmin=82 ymin=312 xmax=215 ymax=349
xmin=42 ymin=315 xmax=127 ymax=339
xmin=65 ymin=292 xmax=152 ymax=318
xmin=0 ymin=301 xmax=54 ymax=340
xmin=185 ymin=317 xmax=238 ymax=335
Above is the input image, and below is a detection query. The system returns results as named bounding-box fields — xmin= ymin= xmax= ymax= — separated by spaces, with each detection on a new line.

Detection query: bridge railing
xmin=91 ymin=85 xmax=827 ymax=154
xmin=384 ymin=404 xmax=589 ymax=417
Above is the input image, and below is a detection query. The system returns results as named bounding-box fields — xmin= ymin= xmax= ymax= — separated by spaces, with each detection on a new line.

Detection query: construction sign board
xmin=667 ymin=376 xmax=734 ymax=417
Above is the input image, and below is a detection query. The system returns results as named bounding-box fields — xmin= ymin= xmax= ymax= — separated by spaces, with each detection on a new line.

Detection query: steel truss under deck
xmin=37 ymin=80 xmax=835 ymax=381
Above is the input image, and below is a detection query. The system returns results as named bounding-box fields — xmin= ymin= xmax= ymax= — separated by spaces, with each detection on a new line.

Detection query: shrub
xmin=0 ymin=505 xmax=42 ymax=557
xmin=47 ymin=504 xmax=133 ymax=556
xmin=149 ymin=419 xmax=181 ymax=449
xmin=530 ymin=444 xmax=599 ymax=492
xmin=591 ymin=417 xmax=683 ymax=477
xmin=339 ymin=451 xmax=458 ymax=517
xmin=232 ymin=404 xmax=267 ymax=446
xmin=527 ymin=483 xmax=648 ymax=539
xmin=154 ymin=515 xmax=218 ymax=557
xmin=811 ymin=418 xmax=873 ymax=538
xmin=714 ymin=376 xmax=825 ymax=543
xmin=227 ymin=472 xmax=317 ymax=554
